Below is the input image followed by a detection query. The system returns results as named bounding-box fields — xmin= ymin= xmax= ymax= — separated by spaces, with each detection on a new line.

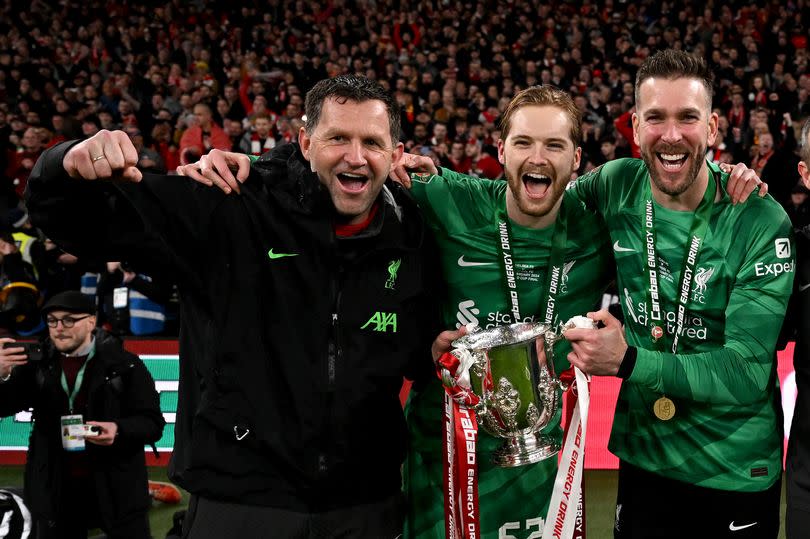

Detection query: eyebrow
xmin=643 ymin=106 xmax=702 ymax=118
xmin=510 ymin=134 xmax=569 ymax=145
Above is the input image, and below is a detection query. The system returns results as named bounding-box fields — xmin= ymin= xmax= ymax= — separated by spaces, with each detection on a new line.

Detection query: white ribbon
xmin=542 ymin=367 xmax=590 ymax=539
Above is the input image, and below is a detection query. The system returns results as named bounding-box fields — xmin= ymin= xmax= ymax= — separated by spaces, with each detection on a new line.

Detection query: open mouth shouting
xmin=522 ymin=172 xmax=553 ymax=199
xmin=657 ymin=152 xmax=689 ymax=172
xmin=336 ymin=172 xmax=370 ymax=193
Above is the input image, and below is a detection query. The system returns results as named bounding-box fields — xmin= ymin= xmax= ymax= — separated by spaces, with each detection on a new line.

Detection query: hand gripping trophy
xmin=436 ymin=316 xmax=595 ymax=539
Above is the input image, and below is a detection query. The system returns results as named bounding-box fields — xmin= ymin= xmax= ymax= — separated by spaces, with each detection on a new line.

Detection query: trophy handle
xmin=437 ymin=348 xmax=484 ymax=407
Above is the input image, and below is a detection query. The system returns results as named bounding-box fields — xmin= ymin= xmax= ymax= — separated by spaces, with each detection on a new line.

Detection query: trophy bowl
xmin=444 ymin=321 xmax=564 ymax=467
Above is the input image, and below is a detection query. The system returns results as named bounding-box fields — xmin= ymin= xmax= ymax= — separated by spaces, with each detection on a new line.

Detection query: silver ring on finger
xmin=92 ymin=155 xmax=106 ymax=162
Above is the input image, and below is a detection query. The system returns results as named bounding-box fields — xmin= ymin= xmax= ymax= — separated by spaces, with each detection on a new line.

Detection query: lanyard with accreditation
xmin=643 ymin=168 xmax=716 ymax=421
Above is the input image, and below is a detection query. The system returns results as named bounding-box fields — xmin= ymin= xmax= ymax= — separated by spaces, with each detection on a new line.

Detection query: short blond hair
xmin=498 ymin=85 xmax=582 ymax=145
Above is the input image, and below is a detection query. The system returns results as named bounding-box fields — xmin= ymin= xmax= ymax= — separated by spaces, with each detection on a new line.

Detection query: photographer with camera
xmin=0 ymin=290 xmax=165 ymax=538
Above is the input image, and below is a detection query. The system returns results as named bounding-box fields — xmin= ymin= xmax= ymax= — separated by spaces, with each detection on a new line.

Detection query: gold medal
xmin=653 ymin=396 xmax=676 ymax=420
xmin=651 ymin=325 xmax=664 ymax=341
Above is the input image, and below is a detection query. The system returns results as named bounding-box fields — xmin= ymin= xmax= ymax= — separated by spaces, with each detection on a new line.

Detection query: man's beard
xmin=506 ymin=162 xmax=568 ymax=218
xmin=641 ymin=143 xmax=706 ymax=197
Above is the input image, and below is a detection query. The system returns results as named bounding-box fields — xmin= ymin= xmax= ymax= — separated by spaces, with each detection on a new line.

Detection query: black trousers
xmin=35 ymin=475 xmax=150 ymax=539
xmin=614 ymin=461 xmax=781 ymax=539
xmin=181 ymin=494 xmax=404 ymax=539
xmin=785 ymin=462 xmax=810 ymax=539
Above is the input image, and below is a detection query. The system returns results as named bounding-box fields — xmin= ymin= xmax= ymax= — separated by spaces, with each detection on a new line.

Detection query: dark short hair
xmin=304 ymin=75 xmax=401 ymax=144
xmin=635 ymin=49 xmax=714 ymax=109
xmin=498 ymin=85 xmax=582 ymax=145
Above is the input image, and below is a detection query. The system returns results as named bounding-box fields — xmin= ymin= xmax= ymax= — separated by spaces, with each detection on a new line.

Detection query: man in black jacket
xmin=786 ymin=119 xmax=810 ymax=539
xmin=25 ymin=76 xmax=439 ymax=538
xmin=0 ymin=290 xmax=164 ymax=538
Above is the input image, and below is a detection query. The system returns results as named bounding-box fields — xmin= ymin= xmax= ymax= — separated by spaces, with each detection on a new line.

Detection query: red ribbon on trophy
xmin=437 ymin=351 xmax=487 ymax=539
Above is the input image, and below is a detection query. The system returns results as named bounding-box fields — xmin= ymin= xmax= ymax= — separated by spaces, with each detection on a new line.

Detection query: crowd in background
xmin=0 ymin=0 xmax=808 ymax=335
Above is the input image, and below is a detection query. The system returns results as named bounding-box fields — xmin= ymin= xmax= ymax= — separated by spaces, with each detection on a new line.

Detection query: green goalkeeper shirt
xmin=404 ymin=169 xmax=612 ymax=538
xmin=572 ymin=158 xmax=794 ymax=491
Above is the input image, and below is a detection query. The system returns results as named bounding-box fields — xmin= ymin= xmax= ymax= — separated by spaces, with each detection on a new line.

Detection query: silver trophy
xmin=440 ymin=317 xmax=593 ymax=467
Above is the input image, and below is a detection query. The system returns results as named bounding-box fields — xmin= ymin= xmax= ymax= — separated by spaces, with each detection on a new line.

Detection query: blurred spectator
xmin=0 ymin=232 xmax=39 ymax=336
xmin=473 ymin=144 xmax=503 ymax=179
xmin=124 ymin=127 xmax=166 ymax=174
xmin=0 ymin=291 xmax=164 ymax=538
xmin=97 ymin=262 xmax=173 ymax=337
xmin=6 ymin=128 xmax=44 ymax=199
xmin=178 ymin=103 xmax=230 ymax=165
xmin=785 ymin=184 xmax=810 ymax=229
xmin=443 ymin=140 xmax=473 ymax=174
xmin=752 ymin=131 xmax=800 ymax=206
xmin=238 ymin=113 xmax=276 ymax=157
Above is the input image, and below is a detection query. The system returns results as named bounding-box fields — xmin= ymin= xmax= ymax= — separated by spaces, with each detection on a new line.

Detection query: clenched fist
xmin=63 ymin=130 xmax=142 ymax=182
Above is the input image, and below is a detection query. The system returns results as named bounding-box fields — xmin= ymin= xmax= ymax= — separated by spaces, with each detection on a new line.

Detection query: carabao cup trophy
xmin=440 ymin=317 xmax=593 ymax=467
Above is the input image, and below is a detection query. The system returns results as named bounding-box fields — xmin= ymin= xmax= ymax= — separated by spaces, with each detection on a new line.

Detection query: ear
xmin=799 ymin=160 xmax=810 ymax=189
xmin=497 ymin=138 xmax=506 ymax=165
xmin=706 ymin=110 xmax=719 ymax=147
xmin=573 ymin=146 xmax=582 ymax=172
xmin=391 ymin=141 xmax=405 ymax=166
xmin=632 ymin=111 xmax=640 ymax=147
xmin=299 ymin=126 xmax=311 ymax=160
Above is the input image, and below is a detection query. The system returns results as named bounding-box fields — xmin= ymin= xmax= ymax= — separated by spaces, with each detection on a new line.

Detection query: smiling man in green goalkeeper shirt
xmin=564 ymin=50 xmax=794 ymax=539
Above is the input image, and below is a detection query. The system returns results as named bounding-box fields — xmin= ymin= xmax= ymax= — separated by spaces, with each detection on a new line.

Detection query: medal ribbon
xmin=542 ymin=367 xmax=590 ymax=539
xmin=60 ymin=347 xmax=95 ymax=413
xmin=643 ymin=169 xmax=715 ymax=353
xmin=495 ymin=198 xmax=568 ymax=326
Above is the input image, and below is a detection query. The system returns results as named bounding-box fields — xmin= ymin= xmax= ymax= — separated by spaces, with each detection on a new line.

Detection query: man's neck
xmin=650 ymin=164 xmax=717 ymax=212
xmin=505 ymin=189 xmax=562 ymax=229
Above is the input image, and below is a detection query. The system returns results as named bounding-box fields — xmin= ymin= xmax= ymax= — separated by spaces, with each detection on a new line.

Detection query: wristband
xmin=616 ymin=346 xmax=637 ymax=379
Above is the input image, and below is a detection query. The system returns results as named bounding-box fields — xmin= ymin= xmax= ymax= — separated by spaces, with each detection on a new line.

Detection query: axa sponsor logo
xmin=691 ymin=266 xmax=714 ymax=304
xmin=754 ymin=261 xmax=795 ymax=277
xmin=361 ymin=311 xmax=398 ymax=332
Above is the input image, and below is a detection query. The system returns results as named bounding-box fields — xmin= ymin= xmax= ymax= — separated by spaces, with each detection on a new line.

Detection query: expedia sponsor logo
xmin=754 ymin=261 xmax=795 ymax=277
xmin=775 ymin=238 xmax=791 ymax=259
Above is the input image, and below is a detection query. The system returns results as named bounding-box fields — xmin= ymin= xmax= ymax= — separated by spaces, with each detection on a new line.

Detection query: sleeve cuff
xmin=616 ymin=346 xmax=637 ymax=379
xmin=626 ymin=347 xmax=663 ymax=388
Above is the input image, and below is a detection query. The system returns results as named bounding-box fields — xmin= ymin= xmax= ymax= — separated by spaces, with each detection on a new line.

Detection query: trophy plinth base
xmin=492 ymin=433 xmax=560 ymax=467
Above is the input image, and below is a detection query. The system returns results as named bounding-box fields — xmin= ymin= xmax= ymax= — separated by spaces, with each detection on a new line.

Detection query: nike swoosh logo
xmin=729 ymin=521 xmax=758 ymax=532
xmin=801 ymin=283 xmax=810 ymax=292
xmin=457 ymin=255 xmax=496 ymax=268
xmin=267 ymin=249 xmax=299 ymax=259
xmin=613 ymin=241 xmax=635 ymax=253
